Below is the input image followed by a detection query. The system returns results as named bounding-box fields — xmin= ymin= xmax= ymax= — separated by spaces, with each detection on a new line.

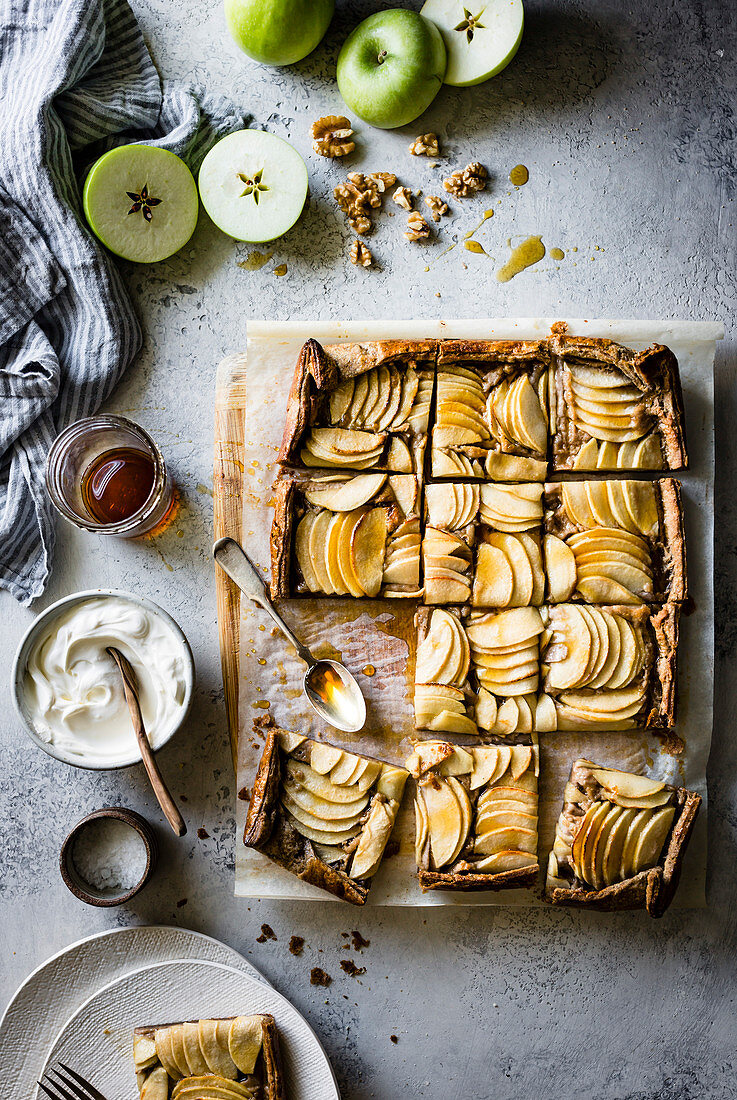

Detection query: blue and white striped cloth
xmin=0 ymin=0 xmax=246 ymax=603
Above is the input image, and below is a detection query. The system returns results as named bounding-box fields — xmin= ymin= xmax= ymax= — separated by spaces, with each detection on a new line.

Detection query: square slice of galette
xmin=549 ymin=332 xmax=687 ymax=472
xmin=278 ymin=338 xmax=436 ymax=475
xmin=244 ymin=723 xmax=408 ymax=905
xmin=546 ymin=758 xmax=701 ymax=914
xmin=270 ymin=471 xmax=421 ymax=599
xmin=133 ymin=1014 xmax=285 ymax=1100
xmin=407 ymin=739 xmax=539 ymax=890
xmin=414 ymin=606 xmax=547 ymax=737
xmin=539 ymin=603 xmax=679 ymax=730
xmin=422 ymin=481 xmax=545 ymax=607
xmin=431 ymin=339 xmax=550 ymax=481
xmin=543 ymin=477 xmax=687 ymax=604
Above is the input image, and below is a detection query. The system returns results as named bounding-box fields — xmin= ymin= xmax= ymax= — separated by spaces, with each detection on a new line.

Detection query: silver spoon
xmin=213 ymin=537 xmax=366 ymax=733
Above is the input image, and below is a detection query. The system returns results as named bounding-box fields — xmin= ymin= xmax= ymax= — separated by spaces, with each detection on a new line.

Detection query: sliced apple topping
xmin=488 ymin=373 xmax=548 ymax=455
xmin=171 ymin=1075 xmax=254 ymax=1100
xmin=350 ymin=798 xmax=395 ymax=879
xmin=423 ymin=527 xmax=472 ymax=604
xmin=303 ymin=472 xmax=387 ymax=511
xmin=140 ymin=1067 xmax=169 ymax=1100
xmin=415 ymin=608 xmax=470 ymax=686
xmin=591 ymin=767 xmax=670 ymax=807
xmin=383 ymin=517 xmax=420 ymax=589
xmin=420 ymin=775 xmax=471 ymax=869
xmin=434 ymin=367 xmax=489 ymax=445
xmin=432 ymin=447 xmax=485 ymax=478
xmin=563 ymin=526 xmax=654 ymax=603
xmin=134 ymin=1035 xmax=159 ymax=1071
xmin=302 ymin=426 xmax=387 ymax=468
xmin=473 ymin=531 xmax=545 ymax=608
xmin=425 ymin=482 xmax=480 ymax=530
xmin=197 ymin=1020 xmax=239 ymax=1079
xmin=414 ymin=683 xmax=477 ymax=735
xmin=227 ymin=1017 xmax=263 ymax=1076
xmin=543 ymin=605 xmax=645 ymax=692
xmin=479 ymin=482 xmax=543 ymax=532
xmin=569 ymin=792 xmax=676 ymax=889
xmin=485 ymin=449 xmax=548 ymax=482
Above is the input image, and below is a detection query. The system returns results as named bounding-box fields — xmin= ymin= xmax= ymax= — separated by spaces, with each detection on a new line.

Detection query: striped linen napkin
xmin=0 ymin=0 xmax=246 ymax=604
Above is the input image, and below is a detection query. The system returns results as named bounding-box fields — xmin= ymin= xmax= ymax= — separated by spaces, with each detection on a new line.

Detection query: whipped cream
xmin=23 ymin=596 xmax=188 ymax=764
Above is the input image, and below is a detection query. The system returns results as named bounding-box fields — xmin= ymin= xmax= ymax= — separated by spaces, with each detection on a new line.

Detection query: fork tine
xmin=55 ymin=1064 xmax=109 ymax=1100
xmin=40 ymin=1071 xmax=80 ymax=1100
xmin=37 ymin=1081 xmax=63 ymax=1100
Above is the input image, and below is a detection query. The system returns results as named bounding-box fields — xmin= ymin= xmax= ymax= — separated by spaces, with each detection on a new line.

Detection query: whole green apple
xmin=337 ymin=9 xmax=447 ymax=129
xmin=224 ymin=0 xmax=334 ymax=66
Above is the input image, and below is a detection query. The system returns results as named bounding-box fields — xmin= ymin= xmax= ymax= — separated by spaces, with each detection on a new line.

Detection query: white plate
xmin=0 ymin=925 xmax=267 ymax=1097
xmin=41 ymin=958 xmax=340 ymax=1100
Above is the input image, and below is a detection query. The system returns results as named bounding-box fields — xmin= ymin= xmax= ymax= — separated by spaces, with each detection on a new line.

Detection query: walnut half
xmin=409 ymin=133 xmax=440 ymax=157
xmin=350 ymin=239 xmax=373 ymax=267
xmin=443 ymin=162 xmax=488 ymax=198
xmin=404 ymin=212 xmax=431 ymax=241
xmin=312 ymin=115 xmax=355 ymax=157
xmin=334 ymin=172 xmax=397 ymax=234
xmin=425 ymin=195 xmax=448 ymax=222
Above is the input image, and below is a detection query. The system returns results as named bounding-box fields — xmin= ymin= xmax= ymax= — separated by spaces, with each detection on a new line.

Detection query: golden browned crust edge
xmin=269 ymin=477 xmax=295 ymax=599
xmin=649 ymin=603 xmax=680 ymax=728
xmin=547 ymin=786 xmax=701 ymax=915
xmin=324 ymin=338 xmax=438 ymax=378
xmin=549 ymin=334 xmax=688 ymax=471
xmin=244 ymin=730 xmax=282 ymax=847
xmin=658 ymin=477 xmax=688 ymax=602
xmin=419 ymin=864 xmax=539 ymax=892
xmin=437 ymin=338 xmax=549 ymax=365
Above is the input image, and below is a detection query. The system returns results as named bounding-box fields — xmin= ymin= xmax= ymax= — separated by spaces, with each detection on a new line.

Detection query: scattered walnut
xmin=443 ymin=162 xmax=488 ymax=198
xmin=392 ymin=185 xmax=414 ymax=211
xmin=404 ymin=211 xmax=431 ymax=241
xmin=425 ymin=195 xmax=449 ymax=222
xmin=311 ymin=115 xmax=355 ymax=157
xmin=409 ymin=132 xmax=440 ymax=157
xmin=350 ymin=239 xmax=373 ymax=267
xmin=334 ymin=172 xmax=396 ymax=234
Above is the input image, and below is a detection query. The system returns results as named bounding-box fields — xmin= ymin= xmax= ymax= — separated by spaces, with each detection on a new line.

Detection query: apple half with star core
xmin=83 ymin=145 xmax=198 ymax=263
xmin=198 ymin=129 xmax=308 ymax=242
xmin=421 ymin=0 xmax=524 ymax=86
xmin=224 ymin=0 xmax=334 ymax=66
xmin=337 ymin=9 xmax=447 ymax=129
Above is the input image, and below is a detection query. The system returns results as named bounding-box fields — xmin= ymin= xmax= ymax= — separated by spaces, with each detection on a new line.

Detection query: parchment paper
xmin=234 ymin=319 xmax=721 ymax=906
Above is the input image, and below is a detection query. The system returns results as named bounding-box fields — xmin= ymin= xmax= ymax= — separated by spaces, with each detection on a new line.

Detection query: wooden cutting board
xmin=213 ymin=353 xmax=248 ymax=770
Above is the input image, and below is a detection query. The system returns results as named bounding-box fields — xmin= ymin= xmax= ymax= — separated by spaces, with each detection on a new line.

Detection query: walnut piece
xmin=392 ymin=185 xmax=414 ymax=211
xmin=443 ymin=162 xmax=488 ymax=198
xmin=312 ymin=115 xmax=355 ymax=157
xmin=425 ymin=195 xmax=448 ymax=222
xmin=334 ymin=172 xmax=397 ymax=234
xmin=404 ymin=211 xmax=431 ymax=241
xmin=409 ymin=133 xmax=440 ymax=157
xmin=350 ymin=239 xmax=373 ymax=267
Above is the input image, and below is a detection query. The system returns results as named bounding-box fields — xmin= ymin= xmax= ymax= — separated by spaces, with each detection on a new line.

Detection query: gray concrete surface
xmin=1 ymin=1 xmax=736 ymax=1096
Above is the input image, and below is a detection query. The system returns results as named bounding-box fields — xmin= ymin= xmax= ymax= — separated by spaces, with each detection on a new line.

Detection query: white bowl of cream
xmin=12 ymin=590 xmax=194 ymax=769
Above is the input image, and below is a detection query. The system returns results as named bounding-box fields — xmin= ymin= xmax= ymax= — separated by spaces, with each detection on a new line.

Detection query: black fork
xmin=38 ymin=1063 xmax=110 ymax=1100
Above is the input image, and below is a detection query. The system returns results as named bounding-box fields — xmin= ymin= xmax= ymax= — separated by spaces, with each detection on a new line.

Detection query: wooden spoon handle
xmin=107 ymin=648 xmax=187 ymax=837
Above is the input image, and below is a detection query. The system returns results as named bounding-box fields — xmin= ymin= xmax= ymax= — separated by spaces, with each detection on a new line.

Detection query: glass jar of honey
xmin=45 ymin=415 xmax=174 ymax=537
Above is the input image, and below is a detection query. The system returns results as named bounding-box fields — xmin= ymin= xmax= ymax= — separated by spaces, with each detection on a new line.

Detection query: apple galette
xmin=270 ymin=471 xmax=421 ymax=599
xmin=431 ymin=340 xmax=550 ymax=482
xmin=423 ymin=481 xmax=545 ymax=606
xmin=406 ymin=739 xmax=539 ymax=890
xmin=549 ymin=331 xmax=687 ymax=473
xmin=540 ymin=604 xmax=679 ymax=730
xmin=546 ymin=758 xmax=700 ymax=914
xmin=244 ymin=722 xmax=408 ymax=905
xmin=543 ymin=478 xmax=687 ymax=604
xmin=133 ymin=1014 xmax=285 ymax=1100
xmin=278 ymin=338 xmax=435 ymax=475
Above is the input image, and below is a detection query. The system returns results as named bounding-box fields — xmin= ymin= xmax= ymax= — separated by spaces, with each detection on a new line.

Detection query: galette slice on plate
xmin=548 ymin=331 xmax=687 ymax=473
xmin=406 ymin=739 xmax=539 ymax=891
xmin=546 ymin=758 xmax=700 ymax=915
xmin=431 ymin=339 xmax=550 ymax=482
xmin=133 ymin=1013 xmax=285 ymax=1100
xmin=270 ymin=470 xmax=421 ymax=599
xmin=278 ymin=338 xmax=436 ymax=475
xmin=543 ymin=477 xmax=687 ymax=605
xmin=244 ymin=722 xmax=408 ymax=905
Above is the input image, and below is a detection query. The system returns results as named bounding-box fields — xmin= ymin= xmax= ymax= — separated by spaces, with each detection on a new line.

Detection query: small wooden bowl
xmin=60 ymin=807 xmax=157 ymax=907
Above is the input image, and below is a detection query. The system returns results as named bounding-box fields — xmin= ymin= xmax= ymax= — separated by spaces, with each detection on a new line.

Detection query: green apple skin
xmin=337 ymin=9 xmax=447 ymax=130
xmin=421 ymin=0 xmax=524 ymax=87
xmin=224 ymin=0 xmax=334 ymax=66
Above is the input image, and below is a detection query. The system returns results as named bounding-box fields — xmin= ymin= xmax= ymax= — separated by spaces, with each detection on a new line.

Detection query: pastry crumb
xmin=351 ymin=930 xmax=370 ymax=951
xmin=310 ymin=967 xmax=332 ymax=987
xmin=340 ymin=959 xmax=366 ymax=977
xmin=289 ymin=935 xmax=305 ymax=956
xmin=256 ymin=923 xmax=277 ymax=943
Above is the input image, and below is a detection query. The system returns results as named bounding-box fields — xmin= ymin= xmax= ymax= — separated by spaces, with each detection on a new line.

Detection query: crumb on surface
xmin=289 ymin=935 xmax=305 ymax=956
xmin=340 ymin=959 xmax=366 ymax=978
xmin=310 ymin=967 xmax=332 ymax=987
xmin=176 ymin=898 xmax=187 ymax=908
xmin=197 ymin=827 xmax=210 ymax=839
xmin=352 ymin=930 xmax=370 ymax=951
xmin=256 ymin=923 xmax=277 ymax=943
xmin=390 ymin=1035 xmax=398 ymax=1044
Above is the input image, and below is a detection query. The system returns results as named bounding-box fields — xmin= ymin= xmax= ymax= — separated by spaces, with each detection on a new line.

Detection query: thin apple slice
xmin=576 ymin=559 xmax=653 ymax=595
xmin=475 ymin=688 xmax=498 ymax=731
xmin=425 ymin=483 xmax=463 ymax=530
xmin=475 ymin=808 xmax=537 ymax=834
xmin=632 ymin=433 xmax=663 ymax=468
xmin=510 ymin=745 xmax=533 ymax=780
xmin=472 ymin=851 xmax=537 ymax=873
xmin=358 ymin=369 xmax=382 ymax=428
xmin=543 ymin=533 xmax=577 ymax=602
xmin=283 ymin=783 xmax=369 ymax=822
xmin=310 ymin=743 xmax=345 ymax=775
xmin=465 ymin=606 xmax=544 ymax=649
xmin=167 ymin=1026 xmax=190 ymax=1077
xmin=573 ymin=437 xmax=599 ymax=470
xmin=576 ymin=576 xmax=643 ymax=605
xmin=623 ymin=479 xmax=659 ymax=536
xmin=304 ymin=472 xmax=387 ymax=511
xmin=472 ymin=542 xmax=515 ymax=608
xmin=330 ymin=751 xmax=364 ymax=785
xmin=474 ymin=825 xmax=537 ymax=856
xmin=513 ymin=373 xmax=548 ymax=453
xmin=330 ymin=378 xmax=354 ymax=424
xmin=285 ymin=759 xmax=368 ymax=803
xmin=518 ymin=532 xmax=545 ymax=604
xmin=619 ymin=809 xmax=651 ymax=880
xmin=561 ymin=481 xmax=597 ymax=529
xmin=587 ymin=609 xmax=622 ymax=688
xmin=592 ymin=768 xmax=666 ymax=800
xmin=295 ymin=512 xmax=321 ymax=592
xmin=228 ymin=1016 xmax=263 ymax=1076
xmin=578 ymin=605 xmax=609 ymax=682
xmin=559 ymin=685 xmax=645 ymax=713
xmin=415 ymin=793 xmax=429 ymax=860
xmin=391 ymin=367 xmax=420 ymax=428
xmin=344 ymin=372 xmax=370 ymax=425
xmin=141 ymin=1067 xmax=169 ymax=1100
xmin=308 ymin=426 xmax=386 ymax=456
xmin=571 ymin=801 xmax=604 ymax=883
xmin=283 ymin=808 xmax=362 ymax=846
xmin=155 ymin=1026 xmax=183 ymax=1080
xmin=535 ymin=692 xmax=558 ymax=731
xmin=325 ymin=513 xmax=350 ymax=595
xmin=421 ymin=778 xmax=467 ymax=869
xmin=198 ymin=1021 xmax=239 ymax=1079
xmin=585 ymin=480 xmax=618 ymax=528
xmin=350 ymin=507 xmax=387 ymax=597
xmin=546 ymin=605 xmax=592 ymax=689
